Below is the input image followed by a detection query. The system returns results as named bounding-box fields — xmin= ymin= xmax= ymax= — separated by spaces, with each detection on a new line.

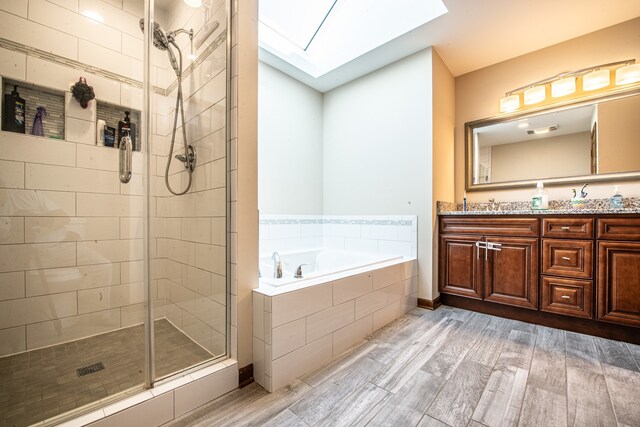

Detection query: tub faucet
xmin=272 ymin=251 xmax=282 ymax=279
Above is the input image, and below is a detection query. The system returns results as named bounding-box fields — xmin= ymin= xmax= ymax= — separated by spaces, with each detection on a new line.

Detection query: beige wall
xmin=490 ymin=132 xmax=591 ymax=183
xmin=431 ymin=49 xmax=455 ymax=299
xmin=598 ymin=94 xmax=640 ymax=173
xmin=455 ymin=18 xmax=640 ymax=202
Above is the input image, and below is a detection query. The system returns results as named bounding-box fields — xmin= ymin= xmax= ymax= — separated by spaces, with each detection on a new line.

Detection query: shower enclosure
xmin=0 ymin=0 xmax=229 ymax=425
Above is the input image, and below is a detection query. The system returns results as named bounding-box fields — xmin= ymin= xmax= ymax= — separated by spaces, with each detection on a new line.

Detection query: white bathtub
xmin=259 ymin=249 xmax=403 ymax=287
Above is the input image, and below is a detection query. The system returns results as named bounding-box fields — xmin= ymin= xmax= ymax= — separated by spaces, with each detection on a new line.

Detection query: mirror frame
xmin=465 ymin=87 xmax=640 ymax=191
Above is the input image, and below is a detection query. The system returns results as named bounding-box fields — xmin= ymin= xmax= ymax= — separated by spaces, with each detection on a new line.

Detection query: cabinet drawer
xmin=542 ymin=239 xmax=593 ymax=279
xmin=440 ymin=217 xmax=539 ymax=237
xmin=597 ymin=218 xmax=640 ymax=241
xmin=541 ymin=276 xmax=592 ymax=319
xmin=542 ymin=218 xmax=593 ymax=239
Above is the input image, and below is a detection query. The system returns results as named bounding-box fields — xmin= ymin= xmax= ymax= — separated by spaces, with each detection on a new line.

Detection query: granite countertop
xmin=437 ymin=198 xmax=640 ymax=216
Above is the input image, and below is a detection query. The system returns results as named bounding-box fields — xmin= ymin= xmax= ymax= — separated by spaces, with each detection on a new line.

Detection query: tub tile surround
xmin=259 ymin=214 xmax=418 ymax=257
xmin=253 ymin=259 xmax=418 ymax=392
xmin=437 ymin=197 xmax=640 ymax=215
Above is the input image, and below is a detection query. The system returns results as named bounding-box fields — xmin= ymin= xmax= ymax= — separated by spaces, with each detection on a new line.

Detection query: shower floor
xmin=0 ymin=319 xmax=213 ymax=427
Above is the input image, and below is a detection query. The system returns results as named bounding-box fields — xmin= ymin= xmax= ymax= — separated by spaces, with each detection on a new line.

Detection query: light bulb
xmin=499 ymin=94 xmax=520 ymax=113
xmin=615 ymin=63 xmax=640 ymax=85
xmin=551 ymin=77 xmax=576 ymax=97
xmin=524 ymin=86 xmax=545 ymax=105
xmin=583 ymin=69 xmax=610 ymax=91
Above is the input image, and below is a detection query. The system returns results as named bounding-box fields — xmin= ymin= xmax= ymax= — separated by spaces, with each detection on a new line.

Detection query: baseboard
xmin=417 ymin=296 xmax=441 ymax=310
xmin=238 ymin=364 xmax=254 ymax=388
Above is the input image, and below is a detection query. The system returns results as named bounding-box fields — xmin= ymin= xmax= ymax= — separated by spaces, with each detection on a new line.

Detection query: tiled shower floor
xmin=0 ymin=319 xmax=213 ymax=427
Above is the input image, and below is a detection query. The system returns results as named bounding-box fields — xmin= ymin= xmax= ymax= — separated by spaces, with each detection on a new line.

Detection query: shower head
xmin=139 ymin=19 xmax=180 ymax=76
xmin=139 ymin=19 xmax=170 ymax=51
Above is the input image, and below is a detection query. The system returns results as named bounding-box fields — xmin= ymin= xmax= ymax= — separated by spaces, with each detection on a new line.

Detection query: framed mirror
xmin=465 ymin=89 xmax=640 ymax=190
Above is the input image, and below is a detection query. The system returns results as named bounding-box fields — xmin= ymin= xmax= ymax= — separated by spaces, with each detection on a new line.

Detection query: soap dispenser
xmin=3 ymin=85 xmax=26 ymax=134
xmin=610 ymin=185 xmax=624 ymax=210
xmin=532 ymin=181 xmax=549 ymax=210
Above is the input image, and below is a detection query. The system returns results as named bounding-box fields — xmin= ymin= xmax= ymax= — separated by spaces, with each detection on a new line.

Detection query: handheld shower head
xmin=139 ymin=19 xmax=180 ymax=75
xmin=139 ymin=19 xmax=170 ymax=51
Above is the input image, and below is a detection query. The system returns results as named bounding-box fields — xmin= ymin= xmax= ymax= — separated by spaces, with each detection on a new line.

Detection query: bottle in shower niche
xmin=117 ymin=111 xmax=137 ymax=150
xmin=3 ymin=85 xmax=26 ymax=133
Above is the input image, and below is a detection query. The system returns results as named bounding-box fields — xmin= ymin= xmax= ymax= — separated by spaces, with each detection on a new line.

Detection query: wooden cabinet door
xmin=439 ymin=235 xmax=482 ymax=299
xmin=483 ymin=237 xmax=539 ymax=309
xmin=597 ymin=241 xmax=640 ymax=327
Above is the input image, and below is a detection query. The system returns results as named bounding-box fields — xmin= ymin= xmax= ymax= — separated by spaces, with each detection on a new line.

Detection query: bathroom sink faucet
xmin=272 ymin=251 xmax=282 ymax=279
xmin=489 ymin=198 xmax=496 ymax=210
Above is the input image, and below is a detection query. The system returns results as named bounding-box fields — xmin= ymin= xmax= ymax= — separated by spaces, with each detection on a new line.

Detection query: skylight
xmin=259 ymin=0 xmax=448 ymax=78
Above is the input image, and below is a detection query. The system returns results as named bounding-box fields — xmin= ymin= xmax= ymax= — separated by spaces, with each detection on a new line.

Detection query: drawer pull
xmin=561 ymin=295 xmax=571 ymax=299
xmin=562 ymin=256 xmax=571 ymax=260
xmin=561 ymin=226 xmax=571 ymax=230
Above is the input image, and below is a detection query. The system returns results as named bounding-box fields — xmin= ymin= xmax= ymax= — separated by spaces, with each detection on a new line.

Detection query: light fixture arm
xmin=504 ymin=58 xmax=636 ymax=96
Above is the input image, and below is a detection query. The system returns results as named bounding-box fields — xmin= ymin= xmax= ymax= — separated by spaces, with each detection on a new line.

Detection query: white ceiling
xmin=259 ymin=0 xmax=640 ymax=92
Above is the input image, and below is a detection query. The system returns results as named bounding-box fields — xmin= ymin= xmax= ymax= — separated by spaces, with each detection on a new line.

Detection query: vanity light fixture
xmin=527 ymin=125 xmax=558 ymax=135
xmin=498 ymin=59 xmax=639 ymax=113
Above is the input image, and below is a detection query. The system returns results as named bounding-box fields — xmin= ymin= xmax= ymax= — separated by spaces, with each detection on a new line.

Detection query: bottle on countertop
xmin=3 ymin=85 xmax=26 ymax=134
xmin=532 ymin=181 xmax=549 ymax=210
xmin=610 ymin=185 xmax=624 ymax=210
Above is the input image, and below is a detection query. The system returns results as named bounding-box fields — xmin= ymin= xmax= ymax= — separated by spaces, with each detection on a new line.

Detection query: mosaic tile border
xmin=259 ymin=217 xmax=414 ymax=226
xmin=437 ymin=197 xmax=640 ymax=215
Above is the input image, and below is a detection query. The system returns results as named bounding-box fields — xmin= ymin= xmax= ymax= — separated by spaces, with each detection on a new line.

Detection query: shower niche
xmin=1 ymin=77 xmax=65 ymax=139
xmin=96 ymin=101 xmax=141 ymax=151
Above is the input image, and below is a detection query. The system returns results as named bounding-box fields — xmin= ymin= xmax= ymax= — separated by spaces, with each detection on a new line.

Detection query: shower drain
xmin=77 ymin=362 xmax=105 ymax=377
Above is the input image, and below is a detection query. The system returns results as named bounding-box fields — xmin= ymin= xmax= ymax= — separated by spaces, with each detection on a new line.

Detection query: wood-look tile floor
xmin=168 ymin=306 xmax=640 ymax=427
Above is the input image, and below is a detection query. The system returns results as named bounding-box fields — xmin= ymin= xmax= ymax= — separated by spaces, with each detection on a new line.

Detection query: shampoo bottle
xmin=3 ymin=85 xmax=26 ymax=134
xmin=610 ymin=185 xmax=624 ymax=210
xmin=532 ymin=181 xmax=549 ymax=210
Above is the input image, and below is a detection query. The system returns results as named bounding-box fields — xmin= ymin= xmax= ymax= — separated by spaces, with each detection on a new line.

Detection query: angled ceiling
xmin=259 ymin=0 xmax=640 ymax=92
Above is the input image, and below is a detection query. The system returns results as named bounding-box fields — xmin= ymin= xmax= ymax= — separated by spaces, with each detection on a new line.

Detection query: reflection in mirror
xmin=468 ymin=92 xmax=640 ymax=188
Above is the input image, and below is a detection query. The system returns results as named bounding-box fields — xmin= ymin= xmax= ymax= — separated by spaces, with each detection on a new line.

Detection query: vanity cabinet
xmin=439 ymin=217 xmax=539 ymax=309
xmin=438 ymin=213 xmax=640 ymax=343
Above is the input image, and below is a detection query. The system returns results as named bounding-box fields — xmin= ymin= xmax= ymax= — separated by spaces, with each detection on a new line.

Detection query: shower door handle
xmin=119 ymin=134 xmax=132 ymax=184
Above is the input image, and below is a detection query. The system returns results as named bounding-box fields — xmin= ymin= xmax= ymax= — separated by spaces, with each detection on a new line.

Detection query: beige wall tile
xmin=121 ymin=260 xmax=143 ymax=284
xmin=0 ymin=325 xmax=26 ymax=356
xmin=372 ymin=299 xmax=406 ymax=331
xmin=174 ymin=364 xmax=237 ymax=417
xmin=0 ymin=160 xmax=24 ymax=188
xmin=26 ymin=263 xmax=120 ymax=296
xmin=76 ymin=144 xmax=119 ymax=171
xmin=0 ymin=242 xmax=76 ymax=272
xmin=332 ymin=315 xmax=373 ymax=357
xmin=195 ymin=296 xmax=226 ymax=333
xmin=306 ymin=300 xmax=355 ymax=343
xmin=0 ymin=271 xmax=25 ymax=301
xmin=252 ymin=292 xmax=264 ymax=341
xmin=26 ymin=308 xmax=121 ymax=350
xmin=211 ymin=217 xmax=225 ymax=246
xmin=0 ymin=46 xmax=26 ymax=80
xmin=195 ymin=243 xmax=225 ymax=275
xmin=182 ymin=311 xmax=214 ymax=352
xmin=0 ymin=189 xmax=76 ymax=217
xmin=65 ymin=92 xmax=96 ymax=121
xmin=355 ymin=289 xmax=388 ymax=319
xmin=272 ymin=283 xmax=332 ymax=327
xmin=66 ymin=117 xmax=96 ymax=145
xmin=402 ymin=259 xmax=418 ymax=279
xmin=373 ymin=264 xmax=403 ymax=290
xmin=272 ymin=318 xmax=305 ymax=359
xmin=77 ymin=239 xmax=143 ymax=265
xmin=26 ymin=163 xmax=119 ymax=194
xmin=25 ymin=217 xmax=119 ymax=243
xmin=181 ymin=264 xmax=213 ymax=297
xmin=271 ymin=334 xmax=332 ymax=392
xmin=0 ymin=217 xmax=24 ymax=244
xmin=78 ymin=282 xmax=144 ymax=314
xmin=77 ymin=193 xmax=143 ymax=217
xmin=403 ymin=277 xmax=418 ymax=297
xmin=0 ymin=291 xmax=77 ymax=329
xmin=182 ymin=218 xmax=212 ymax=244
xmin=333 ymin=273 xmax=373 ymax=305
xmin=120 ymin=217 xmax=143 ymax=239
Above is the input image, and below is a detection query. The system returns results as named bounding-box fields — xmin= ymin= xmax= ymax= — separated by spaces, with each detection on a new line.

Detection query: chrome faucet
xmin=272 ymin=251 xmax=282 ymax=279
xmin=488 ymin=198 xmax=496 ymax=211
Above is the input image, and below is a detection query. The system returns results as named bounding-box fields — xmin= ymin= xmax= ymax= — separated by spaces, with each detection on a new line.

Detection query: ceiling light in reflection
xmin=81 ymin=10 xmax=104 ymax=23
xmin=184 ymin=0 xmax=203 ymax=7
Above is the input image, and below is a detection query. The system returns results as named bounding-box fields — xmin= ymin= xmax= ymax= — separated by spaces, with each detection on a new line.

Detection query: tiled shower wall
xmin=152 ymin=0 xmax=228 ymax=357
xmin=0 ymin=0 xmax=228 ymax=357
xmin=259 ymin=215 xmax=418 ymax=258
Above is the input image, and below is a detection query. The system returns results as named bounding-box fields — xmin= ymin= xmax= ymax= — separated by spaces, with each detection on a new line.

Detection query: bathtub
xmin=259 ymin=249 xmax=403 ymax=287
